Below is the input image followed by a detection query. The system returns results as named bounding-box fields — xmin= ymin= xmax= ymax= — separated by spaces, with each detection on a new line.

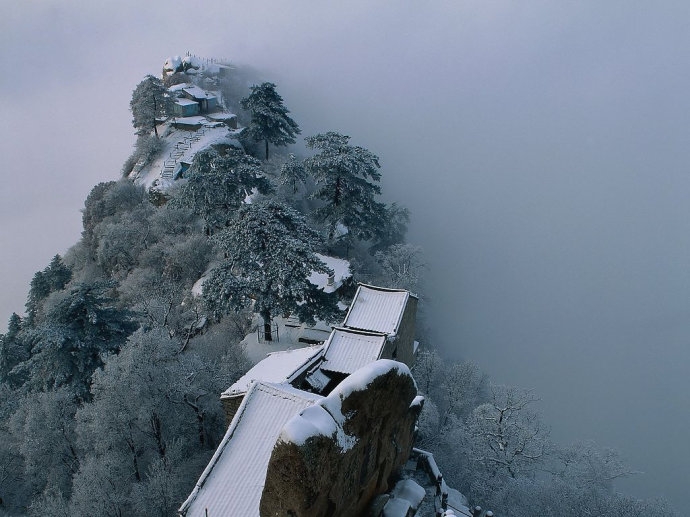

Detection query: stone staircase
xmin=161 ymin=126 xmax=208 ymax=180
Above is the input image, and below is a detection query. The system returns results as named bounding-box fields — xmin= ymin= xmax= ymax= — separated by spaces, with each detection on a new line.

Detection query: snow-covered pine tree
xmin=202 ymin=201 xmax=340 ymax=341
xmin=304 ymin=131 xmax=387 ymax=244
xmin=130 ymin=75 xmax=171 ymax=138
xmin=172 ymin=146 xmax=272 ymax=232
xmin=240 ymin=82 xmax=300 ymax=160
xmin=279 ymin=153 xmax=308 ymax=194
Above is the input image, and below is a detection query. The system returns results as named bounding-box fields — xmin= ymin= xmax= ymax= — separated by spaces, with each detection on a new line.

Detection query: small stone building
xmin=172 ymin=98 xmax=200 ymax=117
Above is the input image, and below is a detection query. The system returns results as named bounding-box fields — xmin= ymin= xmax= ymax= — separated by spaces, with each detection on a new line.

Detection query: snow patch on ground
xmin=132 ymin=123 xmax=240 ymax=190
xmin=309 ymin=254 xmax=351 ymax=293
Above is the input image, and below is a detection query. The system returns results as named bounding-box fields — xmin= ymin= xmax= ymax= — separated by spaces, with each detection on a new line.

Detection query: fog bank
xmin=2 ymin=1 xmax=689 ymax=509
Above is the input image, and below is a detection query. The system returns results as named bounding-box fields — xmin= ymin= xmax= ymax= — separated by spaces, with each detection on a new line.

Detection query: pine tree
xmin=25 ymin=255 xmax=72 ymax=325
xmin=173 ymin=146 xmax=272 ymax=232
xmin=240 ymin=82 xmax=300 ymax=160
xmin=202 ymin=201 xmax=340 ymax=341
xmin=18 ymin=281 xmax=137 ymax=399
xmin=304 ymin=132 xmax=387 ymax=244
xmin=279 ymin=153 xmax=308 ymax=194
xmin=130 ymin=75 xmax=171 ymax=138
xmin=0 ymin=313 xmax=28 ymax=386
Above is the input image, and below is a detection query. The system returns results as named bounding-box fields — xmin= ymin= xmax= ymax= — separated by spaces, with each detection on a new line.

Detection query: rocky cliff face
xmin=260 ymin=360 xmax=423 ymax=517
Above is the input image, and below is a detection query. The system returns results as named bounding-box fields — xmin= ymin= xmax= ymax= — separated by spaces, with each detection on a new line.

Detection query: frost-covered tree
xmin=173 ymin=146 xmax=272 ymax=232
xmin=72 ymin=328 xmax=239 ymax=515
xmin=465 ymin=385 xmax=548 ymax=491
xmin=203 ymin=201 xmax=341 ymax=341
xmin=241 ymin=82 xmax=300 ymax=160
xmin=371 ymin=202 xmax=410 ymax=252
xmin=375 ymin=243 xmax=425 ymax=291
xmin=279 ymin=153 xmax=308 ymax=194
xmin=17 ymin=281 xmax=137 ymax=398
xmin=0 ymin=313 xmax=29 ymax=387
xmin=9 ymin=388 xmax=80 ymax=500
xmin=304 ymin=132 xmax=387 ymax=244
xmin=25 ymin=255 xmax=72 ymax=325
xmin=130 ymin=75 xmax=171 ymax=138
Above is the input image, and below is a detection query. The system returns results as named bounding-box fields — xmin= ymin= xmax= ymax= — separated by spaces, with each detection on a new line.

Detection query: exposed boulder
xmin=260 ymin=360 xmax=423 ymax=517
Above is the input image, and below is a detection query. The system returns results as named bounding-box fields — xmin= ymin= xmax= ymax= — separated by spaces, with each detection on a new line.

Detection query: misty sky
xmin=2 ymin=1 xmax=689 ymax=510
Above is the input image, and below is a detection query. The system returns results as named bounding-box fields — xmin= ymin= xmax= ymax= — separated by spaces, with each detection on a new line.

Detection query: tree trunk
xmin=265 ymin=139 xmax=269 ymax=160
xmin=334 ymin=176 xmax=341 ymax=206
xmin=152 ymin=92 xmax=159 ymax=138
xmin=262 ymin=310 xmax=273 ymax=341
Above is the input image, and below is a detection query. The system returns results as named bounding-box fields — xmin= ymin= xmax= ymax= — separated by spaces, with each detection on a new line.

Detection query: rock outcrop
xmin=260 ymin=360 xmax=423 ymax=517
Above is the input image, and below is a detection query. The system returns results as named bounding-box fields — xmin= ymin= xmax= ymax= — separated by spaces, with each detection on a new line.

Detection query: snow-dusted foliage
xmin=304 ymin=132 xmax=388 ymax=244
xmin=172 ymin=146 xmax=272 ymax=232
xmin=203 ymin=200 xmax=341 ymax=341
xmin=374 ymin=243 xmax=425 ymax=291
xmin=130 ymin=75 xmax=171 ymax=137
xmin=279 ymin=152 xmax=308 ymax=194
xmin=0 ymin=57 xmax=678 ymax=517
xmin=240 ymin=82 xmax=300 ymax=160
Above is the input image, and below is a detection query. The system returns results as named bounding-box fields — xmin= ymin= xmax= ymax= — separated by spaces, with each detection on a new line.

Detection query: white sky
xmin=2 ymin=1 xmax=690 ymax=510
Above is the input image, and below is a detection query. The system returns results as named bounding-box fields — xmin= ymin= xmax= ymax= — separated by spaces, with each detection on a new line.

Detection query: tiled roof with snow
xmin=207 ymin=112 xmax=237 ymax=121
xmin=174 ymin=98 xmax=199 ymax=106
xmin=342 ymin=284 xmax=414 ymax=335
xmin=179 ymin=382 xmax=322 ymax=517
xmin=221 ymin=346 xmax=324 ymax=398
xmin=320 ymin=327 xmax=387 ymax=375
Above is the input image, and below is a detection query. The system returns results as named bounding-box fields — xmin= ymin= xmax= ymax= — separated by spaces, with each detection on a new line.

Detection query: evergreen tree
xmin=17 ymin=281 xmax=137 ymax=398
xmin=173 ymin=146 xmax=272 ymax=232
xmin=0 ymin=313 xmax=28 ymax=387
xmin=240 ymin=82 xmax=300 ymax=160
xmin=130 ymin=75 xmax=171 ymax=138
xmin=304 ymin=132 xmax=387 ymax=244
xmin=25 ymin=255 xmax=72 ymax=325
xmin=279 ymin=153 xmax=308 ymax=194
xmin=203 ymin=201 xmax=341 ymax=341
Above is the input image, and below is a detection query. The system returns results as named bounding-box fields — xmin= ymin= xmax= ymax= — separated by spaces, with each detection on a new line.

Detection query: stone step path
xmin=160 ymin=126 xmax=208 ymax=180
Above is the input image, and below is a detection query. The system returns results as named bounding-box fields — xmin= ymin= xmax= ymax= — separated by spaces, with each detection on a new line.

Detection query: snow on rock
xmin=321 ymin=359 xmax=414 ymax=421
xmin=390 ymin=479 xmax=426 ymax=510
xmin=281 ymin=404 xmax=340 ymax=447
xmin=182 ymin=54 xmax=202 ymax=70
xmin=383 ymin=498 xmax=411 ymax=517
xmin=164 ymin=55 xmax=183 ymax=74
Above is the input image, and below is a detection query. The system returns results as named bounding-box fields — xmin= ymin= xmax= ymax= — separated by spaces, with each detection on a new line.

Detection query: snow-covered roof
xmin=221 ymin=345 xmax=324 ymax=398
xmin=342 ymin=284 xmax=415 ymax=335
xmin=320 ymin=327 xmax=387 ymax=375
xmin=173 ymin=116 xmax=207 ymax=125
xmin=174 ymin=98 xmax=198 ymax=106
xmin=179 ymin=382 xmax=322 ymax=517
xmin=207 ymin=112 xmax=237 ymax=121
xmin=183 ymin=85 xmax=214 ymax=99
